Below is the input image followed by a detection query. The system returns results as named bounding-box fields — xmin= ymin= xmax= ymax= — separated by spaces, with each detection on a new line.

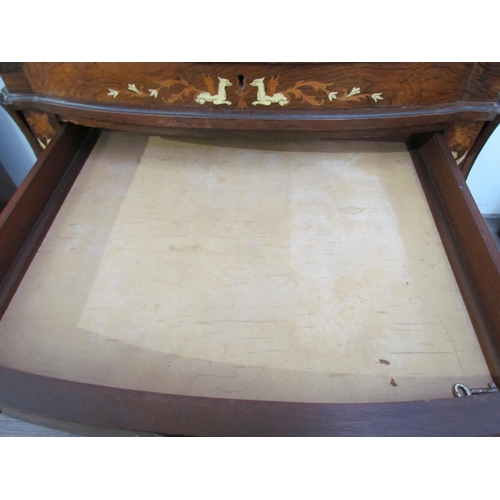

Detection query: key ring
xmin=453 ymin=383 xmax=472 ymax=397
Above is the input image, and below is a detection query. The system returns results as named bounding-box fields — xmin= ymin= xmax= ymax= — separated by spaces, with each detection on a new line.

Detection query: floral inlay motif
xmin=104 ymin=75 xmax=384 ymax=108
xmin=452 ymin=150 xmax=467 ymax=165
xmin=24 ymin=111 xmax=58 ymax=150
xmin=158 ymin=75 xmax=219 ymax=104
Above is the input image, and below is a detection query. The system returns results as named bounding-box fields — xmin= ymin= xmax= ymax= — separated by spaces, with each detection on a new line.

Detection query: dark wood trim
xmin=461 ymin=116 xmax=500 ymax=178
xmin=1 ymin=366 xmax=500 ymax=436
xmin=409 ymin=133 xmax=500 ymax=383
xmin=3 ymin=91 xmax=498 ymax=120
xmin=0 ymin=123 xmax=100 ymax=318
xmin=0 ymin=63 xmax=33 ymax=95
xmin=59 ymin=117 xmax=455 ymax=142
xmin=1 ymin=90 xmax=497 ymax=133
xmin=0 ymin=161 xmax=16 ymax=209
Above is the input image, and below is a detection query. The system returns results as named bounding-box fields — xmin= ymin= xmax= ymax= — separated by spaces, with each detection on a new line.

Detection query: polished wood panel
xmin=0 ymin=63 xmax=32 ymax=94
xmin=3 ymin=63 xmax=499 ymax=149
xmin=17 ymin=63 xmax=500 ymax=110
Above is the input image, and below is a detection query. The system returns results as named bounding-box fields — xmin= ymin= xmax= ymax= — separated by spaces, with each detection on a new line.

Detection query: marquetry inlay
xmin=106 ymin=75 xmax=384 ymax=108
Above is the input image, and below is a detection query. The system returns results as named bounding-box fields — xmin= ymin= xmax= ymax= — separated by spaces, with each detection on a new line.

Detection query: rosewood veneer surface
xmin=1 ymin=63 xmax=500 ymax=435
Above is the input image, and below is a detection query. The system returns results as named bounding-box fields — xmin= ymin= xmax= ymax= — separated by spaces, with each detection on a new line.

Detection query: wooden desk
xmin=1 ymin=63 xmax=500 ymax=435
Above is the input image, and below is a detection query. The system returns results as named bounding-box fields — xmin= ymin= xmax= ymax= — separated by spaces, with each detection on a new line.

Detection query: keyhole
xmin=237 ymin=75 xmax=245 ymax=89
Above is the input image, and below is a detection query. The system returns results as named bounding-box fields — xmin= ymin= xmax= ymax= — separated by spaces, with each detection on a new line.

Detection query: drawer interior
xmin=0 ymin=132 xmax=491 ymax=403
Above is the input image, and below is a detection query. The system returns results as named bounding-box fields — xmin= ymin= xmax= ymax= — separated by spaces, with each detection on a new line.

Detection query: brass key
xmin=453 ymin=382 xmax=499 ymax=397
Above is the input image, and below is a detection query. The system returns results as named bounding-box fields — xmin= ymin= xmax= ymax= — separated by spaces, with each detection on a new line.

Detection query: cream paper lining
xmin=0 ymin=132 xmax=492 ymax=402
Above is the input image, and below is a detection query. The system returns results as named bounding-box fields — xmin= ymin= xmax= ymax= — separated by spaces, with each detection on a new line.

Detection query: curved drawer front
xmin=15 ymin=62 xmax=500 ymax=112
xmin=1 ymin=63 xmax=500 ymax=138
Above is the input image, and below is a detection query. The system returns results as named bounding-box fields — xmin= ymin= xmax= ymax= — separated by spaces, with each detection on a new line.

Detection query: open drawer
xmin=1 ymin=63 xmax=500 ymax=435
xmin=1 ymin=127 xmax=500 ymax=435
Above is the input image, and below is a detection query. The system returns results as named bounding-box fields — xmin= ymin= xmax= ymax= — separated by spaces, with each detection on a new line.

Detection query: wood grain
xmin=443 ymin=121 xmax=484 ymax=167
xmin=19 ymin=63 xmax=500 ymax=109
xmin=3 ymin=63 xmax=499 ymax=141
xmin=3 ymin=63 xmax=500 ymax=146
xmin=23 ymin=110 xmax=60 ymax=150
xmin=0 ymin=63 xmax=33 ymax=94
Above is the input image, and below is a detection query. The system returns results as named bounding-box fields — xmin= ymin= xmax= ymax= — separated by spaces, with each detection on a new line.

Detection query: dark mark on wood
xmin=379 ymin=359 xmax=390 ymax=365
xmin=391 ymin=378 xmax=398 ymax=387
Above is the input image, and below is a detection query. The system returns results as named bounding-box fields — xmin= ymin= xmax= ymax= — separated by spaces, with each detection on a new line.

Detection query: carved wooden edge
xmin=408 ymin=134 xmax=500 ymax=383
xmin=1 ymin=127 xmax=500 ymax=435
xmin=460 ymin=116 xmax=500 ymax=178
xmin=1 ymin=89 xmax=499 ymax=132
xmin=0 ymin=123 xmax=101 ymax=318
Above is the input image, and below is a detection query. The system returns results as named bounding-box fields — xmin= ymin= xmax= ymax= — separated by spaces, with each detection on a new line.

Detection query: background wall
xmin=467 ymin=125 xmax=500 ymax=216
xmin=0 ymin=76 xmax=37 ymax=186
